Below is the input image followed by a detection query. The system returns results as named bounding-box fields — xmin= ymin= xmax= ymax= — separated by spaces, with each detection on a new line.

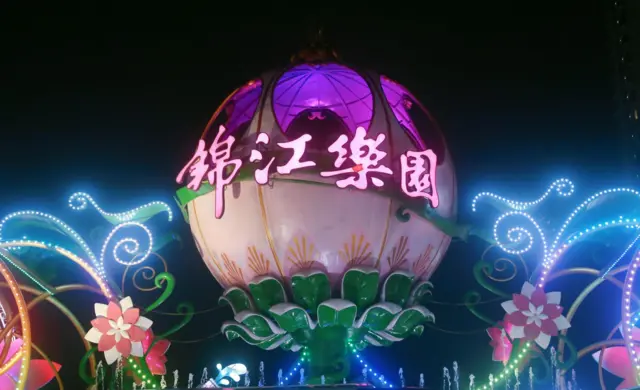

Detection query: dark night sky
xmin=0 ymin=2 xmax=629 ymax=389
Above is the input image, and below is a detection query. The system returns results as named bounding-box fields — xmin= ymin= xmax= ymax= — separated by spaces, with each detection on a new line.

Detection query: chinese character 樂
xmin=320 ymin=126 xmax=392 ymax=189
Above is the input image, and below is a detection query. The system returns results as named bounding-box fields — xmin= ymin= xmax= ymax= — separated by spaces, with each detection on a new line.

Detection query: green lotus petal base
xmin=220 ymin=267 xmax=435 ymax=383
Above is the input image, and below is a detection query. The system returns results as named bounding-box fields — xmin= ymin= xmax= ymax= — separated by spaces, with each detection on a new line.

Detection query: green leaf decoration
xmin=353 ymin=340 xmax=367 ymax=350
xmin=222 ymin=322 xmax=273 ymax=344
xmin=269 ymin=303 xmax=317 ymax=333
xmin=412 ymin=325 xmax=425 ymax=337
xmin=144 ymin=272 xmax=175 ymax=312
xmin=256 ymin=334 xmax=292 ymax=350
xmin=381 ymin=270 xmax=415 ymax=307
xmin=354 ymin=302 xmax=402 ymax=331
xmin=291 ymin=270 xmax=330 ymax=313
xmin=290 ymin=328 xmax=314 ymax=345
xmin=248 ymin=275 xmax=286 ymax=313
xmin=219 ymin=287 xmax=254 ymax=315
xmin=395 ymin=206 xmax=411 ymax=222
xmin=363 ymin=330 xmax=393 ymax=347
xmin=317 ymin=299 xmax=357 ymax=328
xmin=219 ymin=267 xmax=436 ymax=359
xmin=408 ymin=280 xmax=434 ymax=306
xmin=341 ymin=267 xmax=380 ymax=310
xmin=150 ymin=231 xmax=181 ymax=253
xmin=174 ymin=196 xmax=189 ymax=224
xmin=281 ymin=337 xmax=295 ymax=351
xmin=281 ymin=338 xmax=303 ymax=352
xmin=385 ymin=306 xmax=435 ymax=337
xmin=234 ymin=311 xmax=284 ymax=338
xmin=222 ymin=322 xmax=290 ymax=350
xmin=107 ymin=202 xmax=171 ymax=224
xmin=156 ymin=303 xmax=194 ymax=339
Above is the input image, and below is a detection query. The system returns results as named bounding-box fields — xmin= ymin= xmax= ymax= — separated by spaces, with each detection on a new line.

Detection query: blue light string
xmin=280 ymin=348 xmax=308 ymax=385
xmin=349 ymin=343 xmax=393 ymax=387
xmin=600 ymin=230 xmax=640 ymax=278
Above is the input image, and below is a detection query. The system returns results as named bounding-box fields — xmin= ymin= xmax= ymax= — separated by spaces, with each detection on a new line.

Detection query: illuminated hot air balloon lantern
xmin=175 ymin=42 xmax=457 ymax=383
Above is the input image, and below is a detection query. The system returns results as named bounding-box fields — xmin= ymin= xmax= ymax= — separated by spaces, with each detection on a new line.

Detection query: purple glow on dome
xmin=224 ymin=80 xmax=262 ymax=133
xmin=380 ymin=76 xmax=446 ymax=161
xmin=273 ymin=64 xmax=373 ymax=133
xmin=380 ymin=76 xmax=426 ymax=149
xmin=204 ymin=79 xmax=262 ymax=142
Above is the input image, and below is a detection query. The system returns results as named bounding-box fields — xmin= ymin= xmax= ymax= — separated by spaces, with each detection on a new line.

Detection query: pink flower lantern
xmin=487 ymin=321 xmax=514 ymax=365
xmin=501 ymin=282 xmax=570 ymax=349
xmin=85 ymin=296 xmax=153 ymax=364
xmin=593 ymin=326 xmax=640 ymax=390
xmin=0 ymin=338 xmax=60 ymax=390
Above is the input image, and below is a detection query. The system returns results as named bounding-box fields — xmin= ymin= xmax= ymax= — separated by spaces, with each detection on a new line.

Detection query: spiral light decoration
xmin=492 ymin=211 xmax=548 ymax=257
xmin=0 ymin=191 xmax=180 ymax=389
xmin=99 ymin=221 xmax=154 ymax=269
xmin=473 ymin=179 xmax=640 ymax=390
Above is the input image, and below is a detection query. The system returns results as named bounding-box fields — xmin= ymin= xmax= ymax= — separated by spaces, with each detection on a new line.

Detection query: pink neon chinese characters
xmin=277 ymin=134 xmax=316 ymax=173
xmin=320 ymin=127 xmax=392 ymax=189
xmin=400 ymin=149 xmax=439 ymax=208
xmin=176 ymin=140 xmax=209 ymax=190
xmin=176 ymin=125 xmax=242 ymax=218
xmin=250 ymin=133 xmax=316 ymax=184
xmin=249 ymin=132 xmax=274 ymax=184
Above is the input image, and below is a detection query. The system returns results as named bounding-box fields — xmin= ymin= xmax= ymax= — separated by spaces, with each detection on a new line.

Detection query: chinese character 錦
xmin=400 ymin=149 xmax=439 ymax=208
xmin=176 ymin=139 xmax=209 ymax=190
xmin=207 ymin=126 xmax=243 ymax=217
xmin=176 ymin=125 xmax=243 ymax=218
xmin=320 ymin=127 xmax=392 ymax=189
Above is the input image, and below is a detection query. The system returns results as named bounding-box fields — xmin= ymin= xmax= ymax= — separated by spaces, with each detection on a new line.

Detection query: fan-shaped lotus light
xmin=176 ymin=50 xmax=457 ymax=384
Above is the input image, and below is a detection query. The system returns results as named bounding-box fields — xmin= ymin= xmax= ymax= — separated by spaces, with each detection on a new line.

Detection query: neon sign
xmin=176 ymin=125 xmax=439 ymax=218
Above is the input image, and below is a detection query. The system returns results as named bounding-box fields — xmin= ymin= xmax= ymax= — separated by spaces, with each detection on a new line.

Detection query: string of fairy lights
xmin=276 ymin=344 xmax=394 ymax=387
xmin=474 ymin=180 xmax=640 ymax=389
xmin=472 ymin=178 xmax=574 ymax=212
xmin=349 ymin=341 xmax=394 ymax=387
xmin=0 ymin=193 xmax=172 ymax=280
xmin=622 ymin=251 xmax=640 ymax=384
xmin=2 ymin=181 xmax=640 ymax=389
xmin=279 ymin=348 xmax=308 ymax=385
xmin=0 ymin=193 xmax=172 ymax=390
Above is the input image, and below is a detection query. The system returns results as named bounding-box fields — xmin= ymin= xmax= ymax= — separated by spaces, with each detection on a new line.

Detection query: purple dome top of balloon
xmin=193 ymin=53 xmax=456 ymax=219
xmin=222 ymin=80 xmax=262 ymax=135
xmin=272 ymin=64 xmax=373 ymax=133
xmin=201 ymin=63 xmax=446 ymax=160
